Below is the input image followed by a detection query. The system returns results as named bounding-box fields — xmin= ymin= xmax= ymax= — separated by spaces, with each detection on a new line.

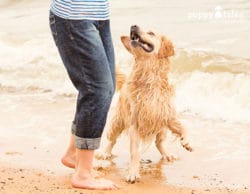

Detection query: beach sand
xmin=0 ymin=93 xmax=249 ymax=194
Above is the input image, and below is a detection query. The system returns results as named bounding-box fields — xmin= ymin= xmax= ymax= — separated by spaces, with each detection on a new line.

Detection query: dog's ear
xmin=121 ymin=36 xmax=132 ymax=53
xmin=158 ymin=36 xmax=175 ymax=58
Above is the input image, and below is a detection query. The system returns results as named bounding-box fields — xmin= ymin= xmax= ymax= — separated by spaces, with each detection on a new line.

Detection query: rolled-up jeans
xmin=49 ymin=11 xmax=115 ymax=150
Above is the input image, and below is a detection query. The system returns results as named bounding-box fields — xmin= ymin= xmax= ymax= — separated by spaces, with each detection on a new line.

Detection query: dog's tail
xmin=115 ymin=67 xmax=126 ymax=91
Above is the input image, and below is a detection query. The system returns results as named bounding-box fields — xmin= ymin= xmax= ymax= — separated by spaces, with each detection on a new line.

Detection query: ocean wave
xmin=171 ymin=49 xmax=250 ymax=74
xmin=0 ymin=36 xmax=77 ymax=96
xmin=173 ymin=71 xmax=250 ymax=123
xmin=0 ymin=37 xmax=249 ymax=123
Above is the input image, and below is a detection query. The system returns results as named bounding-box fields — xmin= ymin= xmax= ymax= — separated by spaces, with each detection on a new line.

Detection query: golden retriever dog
xmin=115 ymin=67 xmax=126 ymax=91
xmin=97 ymin=25 xmax=193 ymax=183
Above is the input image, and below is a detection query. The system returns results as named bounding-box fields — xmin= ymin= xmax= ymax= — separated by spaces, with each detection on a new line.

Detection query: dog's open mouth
xmin=130 ymin=31 xmax=154 ymax=53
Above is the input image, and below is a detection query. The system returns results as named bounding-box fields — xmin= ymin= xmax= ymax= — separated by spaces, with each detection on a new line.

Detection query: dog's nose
xmin=131 ymin=25 xmax=139 ymax=32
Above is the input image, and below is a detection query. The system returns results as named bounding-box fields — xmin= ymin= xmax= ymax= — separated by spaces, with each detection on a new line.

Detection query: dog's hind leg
xmin=155 ymin=130 xmax=178 ymax=162
xmin=167 ymin=117 xmax=193 ymax=152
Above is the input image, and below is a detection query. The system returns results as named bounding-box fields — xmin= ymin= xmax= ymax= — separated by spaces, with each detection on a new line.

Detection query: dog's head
xmin=121 ymin=25 xmax=174 ymax=59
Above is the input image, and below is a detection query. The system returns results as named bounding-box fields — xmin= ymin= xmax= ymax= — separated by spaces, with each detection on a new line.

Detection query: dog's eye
xmin=147 ymin=31 xmax=155 ymax=36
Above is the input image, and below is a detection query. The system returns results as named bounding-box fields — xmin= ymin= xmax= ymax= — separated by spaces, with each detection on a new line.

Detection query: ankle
xmin=75 ymin=169 xmax=92 ymax=179
xmin=66 ymin=148 xmax=76 ymax=156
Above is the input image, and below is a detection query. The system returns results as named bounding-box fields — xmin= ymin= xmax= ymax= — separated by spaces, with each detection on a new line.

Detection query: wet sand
xmin=0 ymin=92 xmax=249 ymax=194
xmin=1 ymin=166 xmax=248 ymax=194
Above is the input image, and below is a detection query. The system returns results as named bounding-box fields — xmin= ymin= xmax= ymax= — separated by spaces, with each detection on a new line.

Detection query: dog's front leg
xmin=168 ymin=117 xmax=193 ymax=152
xmin=155 ymin=130 xmax=179 ymax=162
xmin=126 ymin=125 xmax=141 ymax=183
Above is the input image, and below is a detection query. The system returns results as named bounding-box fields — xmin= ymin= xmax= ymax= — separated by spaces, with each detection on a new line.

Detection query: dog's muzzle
xmin=130 ymin=25 xmax=154 ymax=53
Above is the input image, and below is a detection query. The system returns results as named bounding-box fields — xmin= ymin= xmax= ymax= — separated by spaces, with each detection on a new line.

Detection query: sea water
xmin=0 ymin=0 xmax=249 ymax=124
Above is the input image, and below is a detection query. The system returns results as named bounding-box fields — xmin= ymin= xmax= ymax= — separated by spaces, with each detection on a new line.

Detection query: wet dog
xmin=97 ymin=25 xmax=193 ymax=183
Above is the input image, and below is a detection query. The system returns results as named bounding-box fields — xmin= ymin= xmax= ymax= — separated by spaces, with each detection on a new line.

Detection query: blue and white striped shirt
xmin=50 ymin=0 xmax=110 ymax=20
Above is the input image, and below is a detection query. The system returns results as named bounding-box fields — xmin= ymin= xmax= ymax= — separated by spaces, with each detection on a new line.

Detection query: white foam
xmin=174 ymin=71 xmax=250 ymax=123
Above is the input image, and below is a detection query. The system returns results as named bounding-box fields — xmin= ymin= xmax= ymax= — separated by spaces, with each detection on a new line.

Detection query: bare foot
xmin=61 ymin=154 xmax=75 ymax=169
xmin=61 ymin=154 xmax=104 ymax=178
xmin=71 ymin=174 xmax=119 ymax=190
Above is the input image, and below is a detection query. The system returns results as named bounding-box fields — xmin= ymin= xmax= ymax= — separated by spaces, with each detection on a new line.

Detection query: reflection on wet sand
xmin=0 ymin=94 xmax=249 ymax=193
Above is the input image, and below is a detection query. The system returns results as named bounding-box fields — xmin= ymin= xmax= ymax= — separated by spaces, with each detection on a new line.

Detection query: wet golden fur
xmin=115 ymin=67 xmax=126 ymax=91
xmin=97 ymin=26 xmax=192 ymax=183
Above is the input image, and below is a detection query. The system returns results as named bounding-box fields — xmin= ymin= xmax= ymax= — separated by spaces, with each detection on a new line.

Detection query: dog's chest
xmin=128 ymin=81 xmax=172 ymax=121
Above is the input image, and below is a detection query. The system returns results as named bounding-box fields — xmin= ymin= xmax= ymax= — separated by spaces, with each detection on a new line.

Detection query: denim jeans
xmin=49 ymin=11 xmax=115 ymax=150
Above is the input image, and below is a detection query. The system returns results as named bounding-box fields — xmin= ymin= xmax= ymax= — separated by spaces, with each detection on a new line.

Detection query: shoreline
xmin=0 ymin=93 xmax=249 ymax=193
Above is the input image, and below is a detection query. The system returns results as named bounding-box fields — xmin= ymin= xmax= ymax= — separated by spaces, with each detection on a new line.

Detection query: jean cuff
xmin=71 ymin=121 xmax=76 ymax=134
xmin=75 ymin=135 xmax=101 ymax=150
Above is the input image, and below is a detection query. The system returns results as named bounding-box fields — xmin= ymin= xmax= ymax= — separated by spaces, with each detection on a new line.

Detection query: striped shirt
xmin=50 ymin=0 xmax=110 ymax=20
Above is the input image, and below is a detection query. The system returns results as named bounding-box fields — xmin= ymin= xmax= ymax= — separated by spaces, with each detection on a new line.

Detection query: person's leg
xmin=61 ymin=122 xmax=105 ymax=177
xmin=72 ymin=149 xmax=118 ymax=189
xmin=61 ymin=134 xmax=76 ymax=168
xmin=70 ymin=20 xmax=116 ymax=189
xmin=61 ymin=98 xmax=78 ymax=168
xmin=63 ymin=20 xmax=115 ymax=169
xmin=49 ymin=12 xmax=117 ymax=189
xmin=98 ymin=20 xmax=115 ymax=88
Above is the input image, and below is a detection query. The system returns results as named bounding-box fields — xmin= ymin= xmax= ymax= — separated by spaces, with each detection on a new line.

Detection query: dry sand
xmin=0 ymin=92 xmax=249 ymax=194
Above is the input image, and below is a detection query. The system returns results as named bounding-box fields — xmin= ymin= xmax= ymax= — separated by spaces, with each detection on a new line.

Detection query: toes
xmin=182 ymin=143 xmax=193 ymax=152
xmin=162 ymin=154 xmax=179 ymax=162
xmin=180 ymin=138 xmax=193 ymax=152
xmin=126 ymin=173 xmax=140 ymax=184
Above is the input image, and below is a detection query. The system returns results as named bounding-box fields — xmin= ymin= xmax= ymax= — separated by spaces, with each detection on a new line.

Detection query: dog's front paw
xmin=162 ymin=154 xmax=179 ymax=162
xmin=126 ymin=172 xmax=141 ymax=184
xmin=95 ymin=150 xmax=112 ymax=160
xmin=181 ymin=138 xmax=193 ymax=152
xmin=184 ymin=143 xmax=193 ymax=152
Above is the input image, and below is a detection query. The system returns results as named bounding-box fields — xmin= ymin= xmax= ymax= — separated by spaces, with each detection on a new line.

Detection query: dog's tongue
xmin=142 ymin=43 xmax=151 ymax=51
